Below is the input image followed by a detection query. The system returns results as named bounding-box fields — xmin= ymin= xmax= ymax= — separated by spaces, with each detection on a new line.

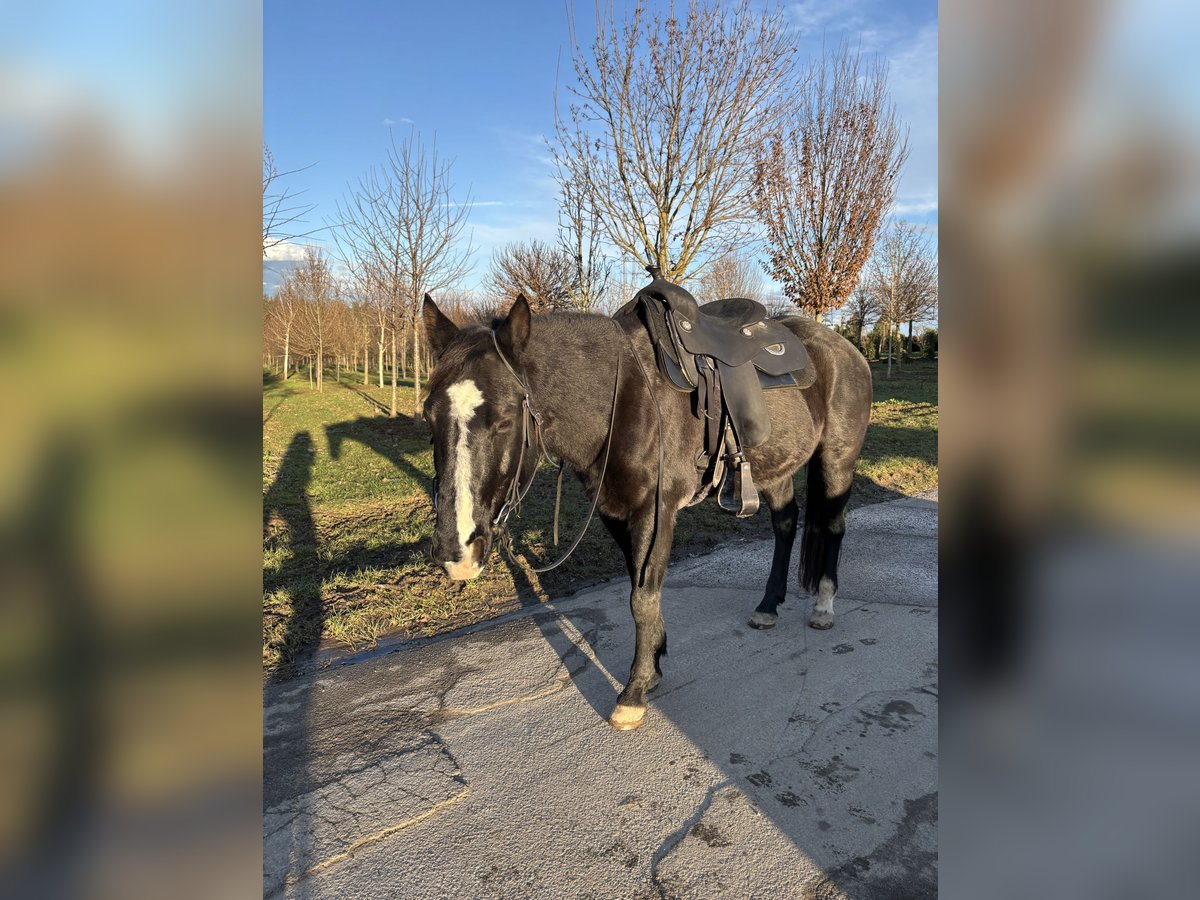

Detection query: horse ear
xmin=423 ymin=294 xmax=458 ymax=358
xmin=496 ymin=293 xmax=531 ymax=361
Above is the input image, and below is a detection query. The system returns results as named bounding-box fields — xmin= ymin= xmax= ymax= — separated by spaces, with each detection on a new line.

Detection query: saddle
xmin=615 ymin=268 xmax=816 ymax=517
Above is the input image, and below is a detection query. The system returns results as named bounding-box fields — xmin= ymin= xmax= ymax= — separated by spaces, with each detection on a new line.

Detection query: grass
xmin=262 ymin=357 xmax=937 ymax=678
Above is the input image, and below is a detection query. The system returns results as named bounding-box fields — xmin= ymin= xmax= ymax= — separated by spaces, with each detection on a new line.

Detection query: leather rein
xmin=487 ymin=323 xmax=625 ymax=574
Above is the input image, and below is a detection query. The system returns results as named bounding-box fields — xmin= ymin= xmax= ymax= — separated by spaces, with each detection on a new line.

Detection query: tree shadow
xmin=342 ymin=385 xmax=391 ymax=416
xmin=857 ymin=423 xmax=939 ymax=468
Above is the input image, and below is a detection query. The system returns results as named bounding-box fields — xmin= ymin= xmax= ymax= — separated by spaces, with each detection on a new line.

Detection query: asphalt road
xmin=264 ymin=494 xmax=938 ymax=899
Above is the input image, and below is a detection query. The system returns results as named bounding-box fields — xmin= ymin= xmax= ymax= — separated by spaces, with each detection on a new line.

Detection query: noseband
xmin=487 ymin=323 xmax=624 ymax=573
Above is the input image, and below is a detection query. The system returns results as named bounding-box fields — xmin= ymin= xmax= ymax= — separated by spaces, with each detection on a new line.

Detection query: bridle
xmin=484 ymin=322 xmax=625 ymax=574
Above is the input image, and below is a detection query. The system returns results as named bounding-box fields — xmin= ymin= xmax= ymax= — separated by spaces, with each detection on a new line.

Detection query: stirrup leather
xmin=717 ymin=422 xmax=760 ymax=518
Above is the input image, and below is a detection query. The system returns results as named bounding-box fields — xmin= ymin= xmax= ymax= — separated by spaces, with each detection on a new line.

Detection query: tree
xmin=267 ymin=279 xmax=300 ymax=379
xmin=262 ymin=145 xmax=317 ymax=254
xmin=753 ymin=43 xmax=908 ymax=318
xmin=290 ymin=248 xmax=337 ymax=392
xmin=696 ymin=247 xmax=764 ymax=302
xmin=486 ymin=240 xmax=574 ymax=312
xmin=334 ymin=129 xmax=472 ymax=416
xmin=866 ymin=222 xmax=937 ymax=379
xmin=918 ymin=327 xmax=938 ymax=359
xmin=552 ymin=0 xmax=800 ymax=281
xmin=840 ymin=286 xmax=880 ymax=353
xmin=557 ymin=170 xmax=611 ymax=311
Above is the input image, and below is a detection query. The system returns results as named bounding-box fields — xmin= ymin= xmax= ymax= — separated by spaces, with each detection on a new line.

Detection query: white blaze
xmin=446 ymin=379 xmax=485 ymax=557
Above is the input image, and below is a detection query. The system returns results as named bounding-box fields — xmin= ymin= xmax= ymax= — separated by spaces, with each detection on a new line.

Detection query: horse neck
xmin=523 ymin=314 xmax=624 ymax=473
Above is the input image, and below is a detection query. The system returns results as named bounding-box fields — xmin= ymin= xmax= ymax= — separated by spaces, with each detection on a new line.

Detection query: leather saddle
xmin=615 ymin=268 xmax=816 ymax=517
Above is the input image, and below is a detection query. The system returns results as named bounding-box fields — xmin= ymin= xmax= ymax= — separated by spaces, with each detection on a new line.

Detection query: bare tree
xmin=552 ymin=0 xmax=800 ymax=281
xmin=840 ymin=285 xmax=880 ymax=352
xmin=262 ymin=145 xmax=318 ymax=253
xmin=289 ymin=248 xmax=337 ymax=391
xmin=761 ymin=291 xmax=795 ymax=318
xmin=333 ymin=129 xmax=472 ymax=416
xmin=754 ymin=43 xmax=908 ymax=319
xmin=267 ymin=279 xmax=300 ymax=379
xmin=557 ymin=170 xmax=611 ymax=310
xmin=485 ymin=240 xmax=574 ymax=312
xmin=696 ymin=247 xmax=765 ymax=301
xmin=866 ymin=222 xmax=937 ymax=378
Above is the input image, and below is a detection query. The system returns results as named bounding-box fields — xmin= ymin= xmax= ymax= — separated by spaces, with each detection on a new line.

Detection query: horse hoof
xmin=748 ymin=611 xmax=778 ymax=630
xmin=808 ymin=611 xmax=834 ymax=630
xmin=609 ymin=704 xmax=646 ymax=730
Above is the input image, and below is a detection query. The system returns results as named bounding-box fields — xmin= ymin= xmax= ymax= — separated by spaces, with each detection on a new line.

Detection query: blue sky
xmin=264 ymin=0 xmax=937 ymax=294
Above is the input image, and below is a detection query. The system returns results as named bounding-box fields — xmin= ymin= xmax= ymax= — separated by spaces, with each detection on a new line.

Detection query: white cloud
xmin=262 ymin=240 xmax=312 ymax=262
xmin=890 ymin=196 xmax=939 ymax=218
xmin=787 ymin=0 xmax=867 ymax=34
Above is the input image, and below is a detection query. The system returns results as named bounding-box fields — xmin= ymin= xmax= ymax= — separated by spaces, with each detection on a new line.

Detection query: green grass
xmin=262 ymin=358 xmax=937 ymax=677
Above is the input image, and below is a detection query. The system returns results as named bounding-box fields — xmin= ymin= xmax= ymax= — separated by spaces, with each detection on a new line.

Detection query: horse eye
xmin=495 ymin=418 xmax=514 ymax=433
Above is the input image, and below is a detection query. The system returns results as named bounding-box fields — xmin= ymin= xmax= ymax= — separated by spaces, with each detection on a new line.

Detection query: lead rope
xmin=491 ymin=324 xmax=623 ymax=574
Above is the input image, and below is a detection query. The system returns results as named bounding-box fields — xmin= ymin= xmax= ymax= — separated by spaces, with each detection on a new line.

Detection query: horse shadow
xmin=508 ymin=469 xmax=937 ymax=899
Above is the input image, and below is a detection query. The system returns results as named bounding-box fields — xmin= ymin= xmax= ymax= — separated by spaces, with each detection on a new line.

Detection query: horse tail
xmin=800 ymin=450 xmax=830 ymax=594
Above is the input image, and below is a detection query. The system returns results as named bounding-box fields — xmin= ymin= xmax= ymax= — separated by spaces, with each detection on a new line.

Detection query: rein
xmin=488 ymin=324 xmax=624 ymax=574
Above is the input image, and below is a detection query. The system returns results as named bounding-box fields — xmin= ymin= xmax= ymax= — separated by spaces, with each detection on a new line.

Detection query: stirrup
xmin=718 ymin=452 xmax=760 ymax=518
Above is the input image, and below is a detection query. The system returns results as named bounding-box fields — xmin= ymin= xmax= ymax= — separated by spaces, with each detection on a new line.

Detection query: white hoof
xmin=749 ymin=610 xmax=778 ymax=630
xmin=808 ymin=610 xmax=834 ymax=630
xmin=609 ymin=704 xmax=646 ymax=730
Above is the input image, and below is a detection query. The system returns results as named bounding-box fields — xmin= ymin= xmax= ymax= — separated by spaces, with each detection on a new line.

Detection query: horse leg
xmin=748 ymin=477 xmax=799 ymax=630
xmin=801 ymin=445 xmax=855 ymax=629
xmin=605 ymin=509 xmax=675 ymax=730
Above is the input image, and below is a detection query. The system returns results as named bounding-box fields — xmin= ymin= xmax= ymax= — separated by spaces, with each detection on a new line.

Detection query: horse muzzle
xmin=444 ymin=558 xmax=483 ymax=581
xmin=442 ymin=535 xmax=487 ymax=581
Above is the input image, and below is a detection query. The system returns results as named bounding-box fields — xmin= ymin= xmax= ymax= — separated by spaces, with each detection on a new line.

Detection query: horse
xmin=420 ymin=291 xmax=872 ymax=730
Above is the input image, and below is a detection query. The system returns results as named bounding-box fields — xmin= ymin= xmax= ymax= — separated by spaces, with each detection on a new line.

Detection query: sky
xmin=263 ymin=0 xmax=938 ymax=295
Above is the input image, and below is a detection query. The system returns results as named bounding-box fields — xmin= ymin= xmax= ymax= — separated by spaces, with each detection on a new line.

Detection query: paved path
xmin=264 ymin=495 xmax=938 ymax=899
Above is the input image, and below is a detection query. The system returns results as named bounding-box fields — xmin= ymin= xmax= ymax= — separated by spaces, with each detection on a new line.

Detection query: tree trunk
xmin=412 ymin=312 xmax=422 ymax=415
xmin=907 ymin=319 xmax=915 ymax=356
xmin=316 ymin=340 xmax=324 ymax=391
xmin=390 ymin=327 xmax=398 ymax=417
xmin=886 ymin=328 xmax=893 ymax=380
xmin=363 ymin=339 xmax=370 ymax=386
xmin=283 ymin=327 xmax=291 ymax=380
xmin=854 ymin=317 xmax=864 ymax=351
xmin=378 ymin=331 xmax=385 ymax=388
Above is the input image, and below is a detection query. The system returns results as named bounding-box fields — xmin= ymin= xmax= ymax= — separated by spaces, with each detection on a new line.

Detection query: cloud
xmin=444 ymin=200 xmax=509 ymax=208
xmin=381 ymin=116 xmax=414 ymax=127
xmin=262 ymin=241 xmax=312 ymax=262
xmin=890 ymin=196 xmax=939 ymax=218
xmin=787 ymin=0 xmax=867 ymax=34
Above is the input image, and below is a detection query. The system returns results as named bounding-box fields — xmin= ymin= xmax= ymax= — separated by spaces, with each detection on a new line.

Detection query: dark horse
xmin=420 ymin=291 xmax=871 ymax=730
